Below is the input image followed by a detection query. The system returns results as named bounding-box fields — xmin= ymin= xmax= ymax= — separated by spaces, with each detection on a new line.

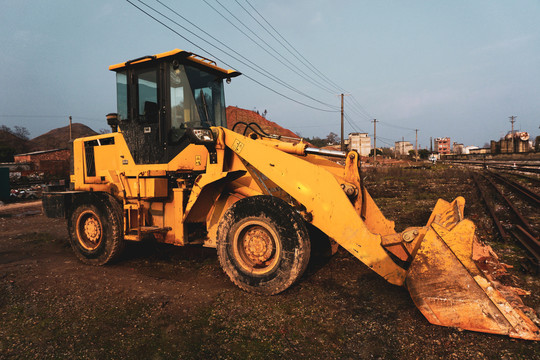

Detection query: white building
xmin=463 ymin=146 xmax=479 ymax=154
xmin=348 ymin=133 xmax=371 ymax=156
xmin=395 ymin=140 xmax=414 ymax=156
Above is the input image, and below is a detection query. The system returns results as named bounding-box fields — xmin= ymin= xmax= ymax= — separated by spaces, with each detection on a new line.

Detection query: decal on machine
xmin=232 ymin=139 xmax=244 ymax=154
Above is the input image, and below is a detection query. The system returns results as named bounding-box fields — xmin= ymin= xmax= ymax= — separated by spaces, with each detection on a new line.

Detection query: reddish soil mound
xmin=226 ymin=106 xmax=299 ymax=139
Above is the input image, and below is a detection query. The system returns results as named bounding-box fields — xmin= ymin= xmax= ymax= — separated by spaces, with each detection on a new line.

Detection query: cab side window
xmin=137 ymin=69 xmax=158 ymax=123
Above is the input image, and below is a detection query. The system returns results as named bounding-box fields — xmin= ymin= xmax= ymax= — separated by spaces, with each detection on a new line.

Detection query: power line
xmin=377 ymin=120 xmax=416 ymax=132
xmin=243 ymin=0 xmax=347 ymax=94
xmin=243 ymin=0 xmax=380 ymax=127
xmin=167 ymin=0 xmax=378 ymax=131
xmin=126 ymin=0 xmax=339 ymax=113
xmin=207 ymin=0 xmax=337 ymax=94
xmin=235 ymin=0 xmax=341 ymax=94
xmin=344 ymin=113 xmax=365 ymax=133
xmin=351 ymin=95 xmax=373 ymax=119
xmin=377 ymin=135 xmax=399 ymax=142
xmin=344 ymin=98 xmax=372 ymax=121
xmin=151 ymin=0 xmax=338 ymax=110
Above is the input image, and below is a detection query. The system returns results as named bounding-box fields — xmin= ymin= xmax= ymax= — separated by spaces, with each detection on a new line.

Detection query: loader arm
xmin=219 ymin=127 xmax=408 ymax=285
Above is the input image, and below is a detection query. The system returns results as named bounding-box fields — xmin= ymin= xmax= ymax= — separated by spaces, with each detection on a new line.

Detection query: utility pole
xmin=509 ymin=115 xmax=516 ymax=153
xmin=69 ymin=116 xmax=72 ymax=140
xmin=340 ymin=94 xmax=345 ymax=151
xmin=415 ymin=129 xmax=418 ymax=161
xmin=372 ymin=119 xmax=378 ymax=164
xmin=430 ymin=136 xmax=433 ymax=153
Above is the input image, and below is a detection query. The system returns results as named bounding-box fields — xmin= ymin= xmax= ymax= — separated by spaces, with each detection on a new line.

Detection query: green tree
xmin=306 ymin=136 xmax=327 ymax=148
xmin=418 ymin=149 xmax=430 ymax=159
xmin=381 ymin=147 xmax=394 ymax=158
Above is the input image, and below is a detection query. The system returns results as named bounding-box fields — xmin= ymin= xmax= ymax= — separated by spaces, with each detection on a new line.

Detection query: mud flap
xmin=406 ymin=198 xmax=540 ymax=340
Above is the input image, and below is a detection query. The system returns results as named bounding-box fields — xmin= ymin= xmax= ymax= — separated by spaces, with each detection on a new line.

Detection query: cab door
xmin=121 ymin=64 xmax=167 ymax=164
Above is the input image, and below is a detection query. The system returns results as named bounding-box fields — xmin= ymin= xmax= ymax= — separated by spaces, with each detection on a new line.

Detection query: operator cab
xmin=108 ymin=49 xmax=240 ymax=164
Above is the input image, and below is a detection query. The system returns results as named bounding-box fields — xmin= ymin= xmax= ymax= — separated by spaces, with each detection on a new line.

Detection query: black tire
xmin=217 ymin=196 xmax=310 ymax=295
xmin=68 ymin=198 xmax=124 ymax=265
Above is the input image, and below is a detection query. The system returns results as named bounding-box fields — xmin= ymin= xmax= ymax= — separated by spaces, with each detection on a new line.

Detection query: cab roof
xmin=109 ymin=49 xmax=241 ymax=78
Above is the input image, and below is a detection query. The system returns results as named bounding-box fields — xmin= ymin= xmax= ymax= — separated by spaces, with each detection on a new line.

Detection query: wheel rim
xmin=232 ymin=220 xmax=281 ymax=275
xmin=76 ymin=209 xmax=103 ymax=251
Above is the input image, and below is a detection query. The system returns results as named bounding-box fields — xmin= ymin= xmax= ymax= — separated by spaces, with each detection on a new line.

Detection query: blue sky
xmin=1 ymin=0 xmax=539 ymax=149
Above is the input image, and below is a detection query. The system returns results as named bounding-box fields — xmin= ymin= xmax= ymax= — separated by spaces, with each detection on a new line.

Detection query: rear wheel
xmin=68 ymin=199 xmax=124 ymax=265
xmin=217 ymin=196 xmax=310 ymax=295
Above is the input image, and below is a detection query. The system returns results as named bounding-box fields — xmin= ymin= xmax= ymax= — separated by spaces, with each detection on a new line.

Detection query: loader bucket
xmin=406 ymin=197 xmax=540 ymax=340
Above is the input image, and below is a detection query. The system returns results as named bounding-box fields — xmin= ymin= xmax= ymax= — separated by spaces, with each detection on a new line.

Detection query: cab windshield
xmin=170 ymin=64 xmax=226 ymax=134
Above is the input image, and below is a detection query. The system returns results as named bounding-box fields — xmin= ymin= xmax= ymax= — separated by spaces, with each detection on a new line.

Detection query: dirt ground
xmin=1 ymin=166 xmax=540 ymax=359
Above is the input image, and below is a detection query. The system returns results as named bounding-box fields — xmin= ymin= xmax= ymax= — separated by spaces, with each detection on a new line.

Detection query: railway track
xmin=471 ymin=170 xmax=540 ymax=273
xmin=447 ymin=159 xmax=540 ymax=175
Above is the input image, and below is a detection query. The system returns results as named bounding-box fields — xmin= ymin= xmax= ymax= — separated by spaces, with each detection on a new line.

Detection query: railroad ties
xmin=471 ymin=170 xmax=540 ymax=273
xmin=450 ymin=159 xmax=540 ymax=175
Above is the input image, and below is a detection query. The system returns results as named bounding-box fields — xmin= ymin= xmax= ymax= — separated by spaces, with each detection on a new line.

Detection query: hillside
xmin=0 ymin=130 xmax=30 ymax=154
xmin=28 ymin=123 xmax=97 ymax=151
xmin=226 ymin=106 xmax=299 ymax=139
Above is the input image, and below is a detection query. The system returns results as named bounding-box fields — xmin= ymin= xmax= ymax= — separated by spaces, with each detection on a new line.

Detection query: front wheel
xmin=217 ymin=196 xmax=311 ymax=295
xmin=68 ymin=199 xmax=124 ymax=265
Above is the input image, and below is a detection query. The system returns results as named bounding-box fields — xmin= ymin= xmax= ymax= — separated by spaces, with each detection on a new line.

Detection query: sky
xmin=1 ymin=0 xmax=539 ymax=149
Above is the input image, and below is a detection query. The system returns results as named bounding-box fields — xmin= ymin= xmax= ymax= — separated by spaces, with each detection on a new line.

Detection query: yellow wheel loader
xmin=43 ymin=49 xmax=539 ymax=340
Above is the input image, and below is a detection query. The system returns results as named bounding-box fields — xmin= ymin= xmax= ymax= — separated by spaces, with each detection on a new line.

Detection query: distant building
xmin=469 ymin=148 xmax=491 ymax=155
xmin=491 ymin=132 xmax=530 ymax=154
xmin=453 ymin=143 xmax=464 ymax=154
xmin=348 ymin=133 xmax=371 ymax=157
xmin=13 ymin=149 xmax=70 ymax=177
xmin=394 ymin=140 xmax=413 ymax=156
xmin=463 ymin=146 xmax=479 ymax=154
xmin=434 ymin=137 xmax=451 ymax=155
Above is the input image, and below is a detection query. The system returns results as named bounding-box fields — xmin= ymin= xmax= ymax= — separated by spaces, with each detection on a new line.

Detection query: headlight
xmin=187 ymin=128 xmax=216 ymax=145
xmin=192 ymin=129 xmax=214 ymax=142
